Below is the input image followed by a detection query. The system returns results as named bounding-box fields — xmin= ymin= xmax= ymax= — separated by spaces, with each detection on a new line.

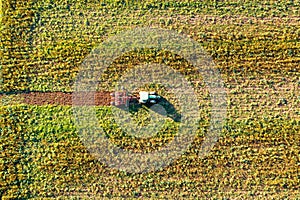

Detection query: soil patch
xmin=0 ymin=91 xmax=112 ymax=106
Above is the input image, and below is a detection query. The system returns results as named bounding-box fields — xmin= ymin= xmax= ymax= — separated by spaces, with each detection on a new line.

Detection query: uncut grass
xmin=0 ymin=105 xmax=299 ymax=198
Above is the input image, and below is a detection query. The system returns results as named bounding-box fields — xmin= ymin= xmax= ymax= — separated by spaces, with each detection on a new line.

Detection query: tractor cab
xmin=139 ymin=91 xmax=161 ymax=104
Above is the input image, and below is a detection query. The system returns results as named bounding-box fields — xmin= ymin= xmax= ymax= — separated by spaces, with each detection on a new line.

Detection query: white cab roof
xmin=139 ymin=91 xmax=149 ymax=102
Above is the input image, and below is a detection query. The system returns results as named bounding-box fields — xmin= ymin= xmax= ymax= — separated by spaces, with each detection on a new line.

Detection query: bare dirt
xmin=0 ymin=91 xmax=112 ymax=106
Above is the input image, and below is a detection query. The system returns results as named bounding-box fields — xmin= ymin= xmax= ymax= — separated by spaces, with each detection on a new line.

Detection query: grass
xmin=0 ymin=105 xmax=299 ymax=198
xmin=0 ymin=0 xmax=2 ymax=25
xmin=0 ymin=0 xmax=299 ymax=199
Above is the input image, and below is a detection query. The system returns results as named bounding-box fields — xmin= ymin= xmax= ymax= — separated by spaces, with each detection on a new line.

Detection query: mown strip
xmin=0 ymin=91 xmax=112 ymax=106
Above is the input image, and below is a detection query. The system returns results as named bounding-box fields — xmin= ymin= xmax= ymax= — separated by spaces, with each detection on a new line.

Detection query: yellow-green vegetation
xmin=0 ymin=0 xmax=2 ymax=25
xmin=0 ymin=0 xmax=299 ymax=199
xmin=1 ymin=106 xmax=299 ymax=198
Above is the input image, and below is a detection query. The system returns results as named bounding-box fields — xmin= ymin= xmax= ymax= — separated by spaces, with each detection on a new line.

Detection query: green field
xmin=0 ymin=0 xmax=299 ymax=199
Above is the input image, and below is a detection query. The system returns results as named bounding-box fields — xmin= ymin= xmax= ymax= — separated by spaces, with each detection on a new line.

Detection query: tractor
xmin=110 ymin=89 xmax=181 ymax=122
xmin=110 ymin=90 xmax=161 ymax=107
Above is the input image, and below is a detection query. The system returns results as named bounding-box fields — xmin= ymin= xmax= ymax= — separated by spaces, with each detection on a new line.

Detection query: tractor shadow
xmin=126 ymin=97 xmax=182 ymax=122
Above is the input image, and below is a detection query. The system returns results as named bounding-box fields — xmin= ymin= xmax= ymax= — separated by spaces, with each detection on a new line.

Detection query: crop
xmin=0 ymin=105 xmax=299 ymax=198
xmin=0 ymin=0 xmax=299 ymax=199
